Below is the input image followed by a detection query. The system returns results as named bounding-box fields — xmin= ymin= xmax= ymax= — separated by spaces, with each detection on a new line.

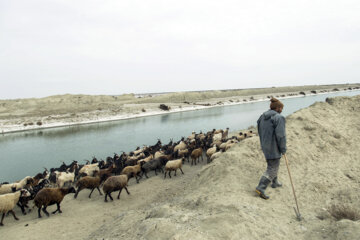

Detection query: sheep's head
xmin=20 ymin=189 xmax=31 ymax=198
xmin=26 ymin=177 xmax=34 ymax=185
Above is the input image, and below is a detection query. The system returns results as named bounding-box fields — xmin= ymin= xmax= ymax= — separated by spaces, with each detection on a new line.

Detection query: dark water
xmin=1 ymin=90 xmax=359 ymax=182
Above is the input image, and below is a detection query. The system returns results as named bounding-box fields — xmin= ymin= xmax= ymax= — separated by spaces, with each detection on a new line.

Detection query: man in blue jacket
xmin=256 ymin=98 xmax=286 ymax=199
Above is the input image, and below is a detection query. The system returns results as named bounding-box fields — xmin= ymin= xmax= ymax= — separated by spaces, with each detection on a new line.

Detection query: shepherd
xmin=255 ymin=97 xmax=286 ymax=199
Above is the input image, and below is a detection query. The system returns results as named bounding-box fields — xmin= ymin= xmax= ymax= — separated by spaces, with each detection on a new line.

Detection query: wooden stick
xmin=284 ymin=154 xmax=302 ymax=220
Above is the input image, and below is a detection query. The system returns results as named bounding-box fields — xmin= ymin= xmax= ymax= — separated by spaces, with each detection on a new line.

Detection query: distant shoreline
xmin=2 ymin=87 xmax=359 ymax=135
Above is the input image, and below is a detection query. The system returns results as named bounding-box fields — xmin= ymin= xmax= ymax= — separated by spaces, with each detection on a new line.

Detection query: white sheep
xmin=138 ymin=154 xmax=154 ymax=164
xmin=219 ymin=139 xmax=237 ymax=151
xmin=212 ymin=132 xmax=223 ymax=142
xmin=79 ymin=163 xmax=99 ymax=177
xmin=164 ymin=158 xmax=185 ymax=178
xmin=0 ymin=176 xmax=33 ymax=195
xmin=0 ymin=189 xmax=31 ymax=226
xmin=187 ymin=131 xmax=196 ymax=140
xmin=235 ymin=132 xmax=247 ymax=141
xmin=56 ymin=171 xmax=75 ymax=188
xmin=210 ymin=151 xmax=222 ymax=162
xmin=225 ymin=140 xmax=238 ymax=151
xmin=206 ymin=145 xmax=217 ymax=161
xmin=174 ymin=141 xmax=187 ymax=153
xmin=154 ymin=150 xmax=165 ymax=159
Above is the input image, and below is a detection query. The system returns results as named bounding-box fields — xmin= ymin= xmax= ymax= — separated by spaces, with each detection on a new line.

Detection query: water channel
xmin=1 ymin=90 xmax=359 ymax=182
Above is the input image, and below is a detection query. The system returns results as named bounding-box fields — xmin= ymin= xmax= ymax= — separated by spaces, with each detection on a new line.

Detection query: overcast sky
xmin=1 ymin=0 xmax=359 ymax=99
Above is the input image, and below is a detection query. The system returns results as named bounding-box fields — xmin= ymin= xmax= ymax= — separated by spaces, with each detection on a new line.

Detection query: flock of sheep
xmin=0 ymin=128 xmax=255 ymax=226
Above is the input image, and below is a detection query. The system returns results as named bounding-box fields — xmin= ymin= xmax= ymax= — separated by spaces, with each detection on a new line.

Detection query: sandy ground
xmin=1 ymin=84 xmax=359 ymax=133
xmin=0 ymin=94 xmax=359 ymax=239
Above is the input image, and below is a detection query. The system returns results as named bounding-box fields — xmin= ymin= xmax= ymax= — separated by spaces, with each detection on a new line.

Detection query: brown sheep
xmin=99 ymin=164 xmax=116 ymax=180
xmin=121 ymin=163 xmax=142 ymax=183
xmin=74 ymin=172 xmax=109 ymax=199
xmin=102 ymin=175 xmax=130 ymax=202
xmin=34 ymin=187 xmax=76 ymax=218
xmin=191 ymin=148 xmax=203 ymax=166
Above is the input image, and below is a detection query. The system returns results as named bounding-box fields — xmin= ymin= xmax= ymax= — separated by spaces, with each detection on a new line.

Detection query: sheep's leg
xmin=124 ymin=187 xmax=130 ymax=195
xmin=117 ymin=188 xmax=123 ymax=199
xmin=42 ymin=206 xmax=50 ymax=217
xmin=97 ymin=187 xmax=103 ymax=196
xmin=74 ymin=187 xmax=83 ymax=199
xmin=104 ymin=193 xmax=108 ymax=202
xmin=89 ymin=188 xmax=95 ymax=198
xmin=164 ymin=171 xmax=167 ymax=179
xmin=145 ymin=171 xmax=149 ymax=178
xmin=52 ymin=203 xmax=62 ymax=214
xmin=9 ymin=210 xmax=19 ymax=221
xmin=0 ymin=213 xmax=5 ymax=226
xmin=37 ymin=207 xmax=42 ymax=218
xmin=17 ymin=202 xmax=26 ymax=215
xmin=180 ymin=168 xmax=184 ymax=174
xmin=174 ymin=169 xmax=177 ymax=176
xmin=169 ymin=171 xmax=172 ymax=178
xmin=154 ymin=169 xmax=158 ymax=175
xmin=108 ymin=192 xmax=114 ymax=201
xmin=135 ymin=174 xmax=139 ymax=184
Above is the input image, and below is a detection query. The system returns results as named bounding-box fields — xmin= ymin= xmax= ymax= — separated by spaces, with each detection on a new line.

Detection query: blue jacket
xmin=257 ymin=109 xmax=287 ymax=160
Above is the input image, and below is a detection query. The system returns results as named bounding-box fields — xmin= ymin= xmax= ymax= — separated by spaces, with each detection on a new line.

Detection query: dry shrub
xmin=36 ymin=121 xmax=42 ymax=126
xmin=159 ymin=104 xmax=170 ymax=111
xmin=328 ymin=204 xmax=360 ymax=221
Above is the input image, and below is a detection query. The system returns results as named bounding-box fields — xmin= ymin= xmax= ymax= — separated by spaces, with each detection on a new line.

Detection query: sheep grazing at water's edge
xmin=164 ymin=158 xmax=185 ymax=179
xmin=0 ymin=189 xmax=31 ymax=226
xmin=102 ymin=175 xmax=130 ymax=202
xmin=33 ymin=187 xmax=76 ymax=218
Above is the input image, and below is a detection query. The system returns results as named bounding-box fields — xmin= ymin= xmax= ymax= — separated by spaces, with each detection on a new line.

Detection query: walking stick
xmin=283 ymin=154 xmax=302 ymax=221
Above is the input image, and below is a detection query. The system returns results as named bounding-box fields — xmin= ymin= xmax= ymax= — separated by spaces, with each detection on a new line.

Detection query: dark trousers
xmin=263 ymin=158 xmax=280 ymax=181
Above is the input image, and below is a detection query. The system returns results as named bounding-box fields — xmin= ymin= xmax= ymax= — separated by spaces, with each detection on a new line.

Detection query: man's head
xmin=270 ymin=98 xmax=284 ymax=113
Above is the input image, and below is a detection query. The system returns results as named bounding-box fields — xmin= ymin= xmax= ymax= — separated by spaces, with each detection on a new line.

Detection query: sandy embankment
xmin=0 ymin=84 xmax=359 ymax=133
xmin=1 ymin=95 xmax=359 ymax=240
